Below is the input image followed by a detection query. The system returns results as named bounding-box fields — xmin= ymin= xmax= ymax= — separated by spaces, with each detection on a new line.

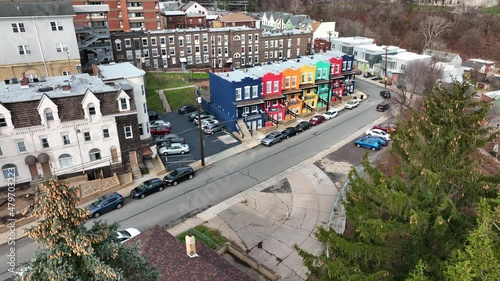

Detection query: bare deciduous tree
xmin=402 ymin=60 xmax=443 ymax=95
xmin=420 ymin=16 xmax=452 ymax=51
xmin=337 ymin=19 xmax=365 ymax=37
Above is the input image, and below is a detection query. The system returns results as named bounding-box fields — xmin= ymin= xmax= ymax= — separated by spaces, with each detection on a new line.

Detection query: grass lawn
xmin=177 ymin=225 xmax=228 ymax=250
xmin=480 ymin=6 xmax=500 ymax=14
xmin=164 ymin=88 xmax=198 ymax=112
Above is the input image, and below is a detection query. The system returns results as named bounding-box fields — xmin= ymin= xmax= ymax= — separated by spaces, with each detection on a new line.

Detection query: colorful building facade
xmin=299 ymin=64 xmax=317 ymax=113
xmin=280 ymin=66 xmax=302 ymax=119
xmin=260 ymin=72 xmax=286 ymax=126
xmin=329 ymin=56 xmax=344 ymax=101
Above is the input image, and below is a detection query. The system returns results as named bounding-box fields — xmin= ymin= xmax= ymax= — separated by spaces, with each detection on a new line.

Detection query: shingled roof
xmin=219 ymin=13 xmax=255 ymax=22
xmin=0 ymin=0 xmax=74 ymax=18
xmin=125 ymin=225 xmax=253 ymax=281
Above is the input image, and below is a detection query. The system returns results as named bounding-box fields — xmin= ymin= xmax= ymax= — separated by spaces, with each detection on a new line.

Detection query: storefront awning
xmin=261 ymin=94 xmax=285 ymax=101
xmin=234 ymin=99 xmax=264 ymax=107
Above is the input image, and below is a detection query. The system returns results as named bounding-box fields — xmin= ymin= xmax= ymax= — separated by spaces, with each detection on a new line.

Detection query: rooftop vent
xmin=11 ymin=77 xmax=18 ymax=84
xmin=38 ymin=86 xmax=53 ymax=92
xmin=61 ymin=80 xmax=71 ymax=91
xmin=185 ymin=234 xmax=199 ymax=258
xmin=39 ymin=75 xmax=46 ymax=82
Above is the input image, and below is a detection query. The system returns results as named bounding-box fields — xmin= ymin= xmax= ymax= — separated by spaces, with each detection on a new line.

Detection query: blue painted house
xmin=208 ymin=71 xmax=265 ymax=132
xmin=324 ymin=51 xmax=356 ymax=95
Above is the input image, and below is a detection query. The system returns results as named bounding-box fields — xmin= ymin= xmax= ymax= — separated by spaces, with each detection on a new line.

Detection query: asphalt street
xmin=0 ymin=80 xmax=390 ymax=280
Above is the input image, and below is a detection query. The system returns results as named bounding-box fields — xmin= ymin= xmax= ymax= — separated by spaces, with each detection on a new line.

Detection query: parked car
xmin=373 ymin=123 xmax=397 ymax=133
xmin=130 ymin=178 xmax=166 ymax=199
xmin=345 ymin=100 xmax=360 ymax=109
xmin=159 ymin=143 xmax=190 ymax=156
xmin=203 ymin=123 xmax=224 ymax=134
xmin=148 ymin=110 xmax=159 ymax=121
xmin=366 ymin=128 xmax=391 ymax=141
xmin=178 ymin=105 xmax=198 ymax=115
xmin=187 ymin=111 xmax=208 ymax=122
xmin=150 ymin=125 xmax=171 ymax=135
xmin=163 ymin=166 xmax=195 ymax=186
xmin=363 ymin=136 xmax=388 ymax=146
xmin=116 ymin=228 xmax=141 ymax=244
xmin=261 ymin=131 xmax=283 ymax=146
xmin=150 ymin=120 xmax=171 ymax=129
xmin=295 ymin=121 xmax=312 ymax=132
xmin=380 ymin=90 xmax=391 ymax=99
xmin=281 ymin=127 xmax=298 ymax=139
xmin=86 ymin=192 xmax=124 ymax=218
xmin=309 ymin=115 xmax=326 ymax=126
xmin=355 ymin=138 xmax=381 ymax=151
xmin=323 ymin=109 xmax=339 ymax=120
xmin=193 ymin=114 xmax=216 ymax=125
xmin=156 ymin=134 xmax=185 ymax=147
xmin=376 ymin=102 xmax=390 ymax=112
xmin=200 ymin=118 xmax=219 ymax=128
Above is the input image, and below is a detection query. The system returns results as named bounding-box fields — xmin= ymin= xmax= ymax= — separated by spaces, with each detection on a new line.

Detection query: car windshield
xmin=92 ymin=198 xmax=104 ymax=207
xmin=312 ymin=117 xmax=318 ymax=121
xmin=136 ymin=183 xmax=147 ymax=191
xmin=117 ymin=230 xmax=131 ymax=239
xmin=265 ymin=134 xmax=273 ymax=138
xmin=169 ymin=170 xmax=179 ymax=176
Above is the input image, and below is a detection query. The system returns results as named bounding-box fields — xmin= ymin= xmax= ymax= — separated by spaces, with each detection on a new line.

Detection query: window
xmin=16 ymin=140 xmax=26 ymax=152
xmin=0 ymin=114 xmax=7 ymax=127
xmin=2 ymin=164 xmax=18 ymax=179
xmin=62 ymin=134 xmax=70 ymax=145
xmin=152 ymin=49 xmax=158 ymax=57
xmin=265 ymin=41 xmax=268 ymax=48
xmin=203 ymin=33 xmax=208 ymax=42
xmin=244 ymin=86 xmax=251 ymax=99
xmin=292 ymin=77 xmax=297 ymax=87
xmin=41 ymin=137 xmax=50 ymax=148
xmin=42 ymin=109 xmax=54 ymax=121
xmin=254 ymin=34 xmax=259 ymax=43
xmin=89 ymin=148 xmax=101 ymax=161
xmin=187 ymin=46 xmax=192 ymax=54
xmin=235 ymin=88 xmax=242 ymax=100
xmin=125 ymin=39 xmax=131 ymax=47
xmin=84 ymin=132 xmax=91 ymax=141
xmin=169 ymin=47 xmax=175 ymax=55
xmin=203 ymin=45 xmax=208 ymax=52
xmin=233 ymin=35 xmax=240 ymax=41
xmin=308 ymin=73 xmax=313 ymax=82
xmin=273 ymin=81 xmax=279 ymax=92
xmin=138 ymin=124 xmax=144 ymax=136
xmin=56 ymin=43 xmax=68 ymax=53
xmin=142 ymin=38 xmax=148 ymax=47
xmin=285 ymin=77 xmax=290 ymax=88
xmin=169 ymin=36 xmax=174 ymax=44
xmin=58 ymin=154 xmax=72 ymax=169
xmin=12 ymin=23 xmax=25 ymax=33
xmin=252 ymin=85 xmax=258 ymax=97
xmin=50 ymin=21 xmax=63 ymax=31
xmin=126 ymin=50 xmax=133 ymax=60
xmin=266 ymin=81 xmax=272 ymax=93
xmin=251 ymin=105 xmax=258 ymax=112
xmin=302 ymin=74 xmax=306 ymax=83
xmin=160 ymin=37 xmax=166 ymax=45
xmin=103 ymin=128 xmax=110 ymax=138
xmin=124 ymin=126 xmax=133 ymax=139
xmin=178 ymin=37 xmax=184 ymax=47
xmin=161 ymin=48 xmax=166 ymax=56
xmin=143 ymin=49 xmax=149 ymax=58
xmin=120 ymin=98 xmax=128 ymax=110
xmin=151 ymin=38 xmax=157 ymax=46
xmin=115 ymin=41 xmax=121 ymax=51
xmin=186 ymin=35 xmax=191 ymax=44
xmin=18 ymin=45 xmax=31 ymax=55
xmin=194 ymin=34 xmax=199 ymax=43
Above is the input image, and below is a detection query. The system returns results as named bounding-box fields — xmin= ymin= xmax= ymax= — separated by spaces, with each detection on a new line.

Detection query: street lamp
xmin=196 ymin=89 xmax=205 ymax=166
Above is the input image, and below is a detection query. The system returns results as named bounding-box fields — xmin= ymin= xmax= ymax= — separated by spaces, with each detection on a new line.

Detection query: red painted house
xmin=247 ymin=68 xmax=285 ymax=127
xmin=329 ymin=57 xmax=344 ymax=101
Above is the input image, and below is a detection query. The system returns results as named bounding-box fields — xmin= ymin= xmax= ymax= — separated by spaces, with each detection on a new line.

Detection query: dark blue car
xmin=363 ymin=136 xmax=388 ymax=146
xmin=86 ymin=192 xmax=124 ymax=218
xmin=355 ymin=138 xmax=381 ymax=151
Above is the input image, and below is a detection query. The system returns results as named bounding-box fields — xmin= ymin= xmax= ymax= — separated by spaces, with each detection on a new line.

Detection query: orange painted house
xmin=280 ymin=66 xmax=302 ymax=119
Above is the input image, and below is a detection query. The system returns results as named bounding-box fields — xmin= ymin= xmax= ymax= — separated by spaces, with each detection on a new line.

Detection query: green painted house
xmin=313 ymin=59 xmax=331 ymax=107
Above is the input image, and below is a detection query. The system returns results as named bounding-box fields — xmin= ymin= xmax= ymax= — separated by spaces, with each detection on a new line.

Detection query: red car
xmin=150 ymin=125 xmax=171 ymax=135
xmin=373 ymin=123 xmax=397 ymax=133
xmin=309 ymin=115 xmax=326 ymax=126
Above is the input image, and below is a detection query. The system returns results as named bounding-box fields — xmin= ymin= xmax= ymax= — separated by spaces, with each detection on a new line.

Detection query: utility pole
xmin=384 ymin=46 xmax=388 ymax=88
xmin=196 ymin=89 xmax=205 ymax=166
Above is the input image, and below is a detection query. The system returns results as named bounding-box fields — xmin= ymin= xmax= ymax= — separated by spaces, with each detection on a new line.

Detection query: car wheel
xmin=140 ymin=194 xmax=145 ymax=199
xmin=188 ymin=174 xmax=194 ymax=180
xmin=211 ymin=131 xmax=214 ymax=135
xmin=173 ymin=181 xmax=178 ymax=186
xmin=163 ymin=152 xmax=168 ymax=156
xmin=367 ymin=133 xmax=372 ymax=136
xmin=269 ymin=142 xmax=273 ymax=147
xmin=159 ymin=186 xmax=164 ymax=191
xmin=93 ymin=212 xmax=100 ymax=218
xmin=371 ymin=147 xmax=376 ymax=151
xmin=286 ymin=135 xmax=290 ymax=139
xmin=181 ymin=151 xmax=185 ymax=154
xmin=356 ymin=144 xmax=361 ymax=148
xmin=116 ymin=203 xmax=122 ymax=209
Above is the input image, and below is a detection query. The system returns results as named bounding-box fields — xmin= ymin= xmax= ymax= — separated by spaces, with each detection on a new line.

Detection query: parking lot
xmin=155 ymin=112 xmax=241 ymax=170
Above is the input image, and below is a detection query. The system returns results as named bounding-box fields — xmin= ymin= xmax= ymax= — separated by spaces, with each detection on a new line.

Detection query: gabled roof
xmin=422 ymin=49 xmax=461 ymax=63
xmin=289 ymin=15 xmax=309 ymax=26
xmin=125 ymin=226 xmax=253 ymax=281
xmin=219 ymin=13 xmax=255 ymax=22
xmin=310 ymin=22 xmax=321 ymax=32
xmin=162 ymin=2 xmax=182 ymax=12
xmin=462 ymin=59 xmax=495 ymax=69
xmin=179 ymin=1 xmax=202 ymax=11
xmin=0 ymin=0 xmax=74 ymax=17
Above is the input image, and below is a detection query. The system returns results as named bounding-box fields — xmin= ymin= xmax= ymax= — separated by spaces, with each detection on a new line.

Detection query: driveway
xmin=157 ymin=112 xmax=241 ymax=170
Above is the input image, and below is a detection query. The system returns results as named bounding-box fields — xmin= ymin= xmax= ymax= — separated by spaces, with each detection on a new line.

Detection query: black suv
xmin=380 ymin=91 xmax=391 ymax=99
xmin=130 ymin=178 xmax=166 ymax=199
xmin=148 ymin=110 xmax=159 ymax=121
xmin=178 ymin=105 xmax=197 ymax=115
xmin=163 ymin=167 xmax=195 ymax=186
xmin=295 ymin=121 xmax=311 ymax=132
xmin=376 ymin=102 xmax=390 ymax=112
xmin=281 ymin=127 xmax=298 ymax=139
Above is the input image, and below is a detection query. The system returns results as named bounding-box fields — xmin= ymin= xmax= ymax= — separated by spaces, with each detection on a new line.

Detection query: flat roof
xmin=73 ymin=4 xmax=109 ymax=13
xmin=162 ymin=11 xmax=185 ymax=16
xmin=97 ymin=62 xmax=145 ymax=80
xmin=388 ymin=52 xmax=431 ymax=61
xmin=0 ymin=74 xmax=115 ymax=103
xmin=331 ymin=36 xmax=374 ymax=46
xmin=354 ymin=44 xmax=402 ymax=53
xmin=214 ymin=70 xmax=259 ymax=82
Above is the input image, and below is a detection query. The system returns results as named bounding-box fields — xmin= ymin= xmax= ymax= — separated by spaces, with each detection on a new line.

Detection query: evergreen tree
xmin=296 ymin=80 xmax=499 ymax=280
xmin=18 ymin=179 xmax=160 ymax=281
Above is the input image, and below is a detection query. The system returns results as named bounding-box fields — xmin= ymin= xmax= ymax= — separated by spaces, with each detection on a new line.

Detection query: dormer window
xmin=88 ymin=103 xmax=96 ymax=115
xmin=120 ymin=98 xmax=128 ymax=110
xmin=0 ymin=114 xmax=7 ymax=127
xmin=44 ymin=109 xmax=54 ymax=121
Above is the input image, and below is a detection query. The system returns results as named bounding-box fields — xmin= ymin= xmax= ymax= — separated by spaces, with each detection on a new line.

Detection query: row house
xmin=0 ymin=0 xmax=81 ymax=81
xmin=110 ymin=27 xmax=312 ymax=70
xmin=330 ymin=36 xmax=374 ymax=56
xmin=206 ymin=53 xmax=355 ymax=133
xmin=0 ymin=72 xmax=151 ymax=188
xmin=72 ymin=0 xmax=161 ymax=32
xmin=215 ymin=13 xmax=259 ymax=28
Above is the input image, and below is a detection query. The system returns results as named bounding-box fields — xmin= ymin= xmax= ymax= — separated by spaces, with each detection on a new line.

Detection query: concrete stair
xmin=131 ymin=165 xmax=142 ymax=179
xmin=236 ymin=119 xmax=252 ymax=139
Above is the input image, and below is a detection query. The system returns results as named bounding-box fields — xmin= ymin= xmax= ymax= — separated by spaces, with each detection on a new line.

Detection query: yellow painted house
xmin=298 ymin=64 xmax=317 ymax=113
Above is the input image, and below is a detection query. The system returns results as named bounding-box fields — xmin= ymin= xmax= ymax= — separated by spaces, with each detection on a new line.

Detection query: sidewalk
xmin=0 ymin=93 xmax=363 ymax=246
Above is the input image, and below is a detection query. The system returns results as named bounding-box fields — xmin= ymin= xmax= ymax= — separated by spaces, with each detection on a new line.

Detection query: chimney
xmin=185 ymin=234 xmax=199 ymax=258
xmin=62 ymin=80 xmax=71 ymax=91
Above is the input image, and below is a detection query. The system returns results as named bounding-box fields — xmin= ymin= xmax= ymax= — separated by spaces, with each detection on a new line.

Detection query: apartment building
xmin=0 ymin=0 xmax=81 ymax=81
xmin=111 ymin=27 xmax=312 ymax=70
xmin=0 ymin=73 xmax=147 ymax=188
xmin=72 ymin=0 xmax=161 ymax=32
